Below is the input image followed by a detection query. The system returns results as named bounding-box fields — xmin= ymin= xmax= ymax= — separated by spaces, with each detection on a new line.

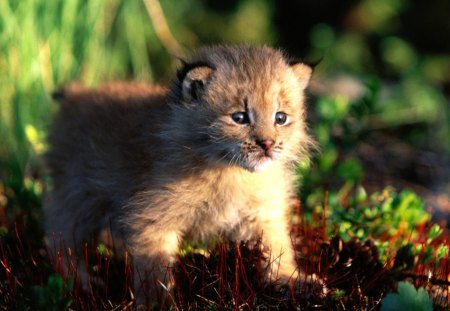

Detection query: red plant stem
xmin=294 ymin=199 xmax=301 ymax=239
xmin=124 ymin=251 xmax=133 ymax=300
xmin=323 ymin=191 xmax=328 ymax=241
xmin=84 ymin=242 xmax=91 ymax=293
xmin=240 ymin=243 xmax=256 ymax=306
xmin=290 ymin=278 xmax=296 ymax=306
xmin=104 ymin=257 xmax=110 ymax=299
xmin=217 ymin=234 xmax=226 ymax=309
xmin=0 ymin=242 xmax=21 ymax=288
xmin=235 ymin=242 xmax=240 ymax=310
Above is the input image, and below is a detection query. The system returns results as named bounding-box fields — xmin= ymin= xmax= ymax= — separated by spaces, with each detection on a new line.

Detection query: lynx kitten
xmin=45 ymin=45 xmax=314 ymax=302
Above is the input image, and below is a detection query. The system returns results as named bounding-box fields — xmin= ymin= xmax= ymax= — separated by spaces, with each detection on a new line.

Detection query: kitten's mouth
xmin=246 ymin=150 xmax=278 ymax=172
xmin=255 ymin=152 xmax=273 ymax=161
xmin=255 ymin=147 xmax=278 ymax=159
xmin=215 ymin=146 xmax=279 ymax=172
xmin=250 ymin=155 xmax=273 ymax=172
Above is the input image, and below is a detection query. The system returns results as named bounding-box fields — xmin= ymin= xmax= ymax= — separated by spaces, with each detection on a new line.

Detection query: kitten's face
xmin=175 ymin=47 xmax=312 ymax=172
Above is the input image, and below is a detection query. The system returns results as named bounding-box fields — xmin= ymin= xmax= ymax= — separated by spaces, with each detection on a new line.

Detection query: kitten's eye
xmin=231 ymin=112 xmax=250 ymax=125
xmin=275 ymin=112 xmax=287 ymax=125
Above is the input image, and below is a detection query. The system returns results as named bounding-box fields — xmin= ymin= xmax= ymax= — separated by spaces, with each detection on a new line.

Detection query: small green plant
xmin=298 ymin=85 xmax=447 ymax=263
xmin=380 ymin=281 xmax=433 ymax=311
xmin=27 ymin=274 xmax=73 ymax=311
xmin=331 ymin=188 xmax=429 ymax=240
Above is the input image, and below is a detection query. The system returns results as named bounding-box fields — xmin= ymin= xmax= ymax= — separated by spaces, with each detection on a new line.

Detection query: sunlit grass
xmin=0 ymin=0 xmax=170 ymax=183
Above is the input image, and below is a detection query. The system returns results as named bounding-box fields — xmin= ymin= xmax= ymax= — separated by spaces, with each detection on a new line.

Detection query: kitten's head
xmin=167 ymin=45 xmax=314 ymax=172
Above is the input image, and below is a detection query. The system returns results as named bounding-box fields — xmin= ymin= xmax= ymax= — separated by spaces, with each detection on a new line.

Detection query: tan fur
xmin=45 ymin=45 xmax=314 ymax=303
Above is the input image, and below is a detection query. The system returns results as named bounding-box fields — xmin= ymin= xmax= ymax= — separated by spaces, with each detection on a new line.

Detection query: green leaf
xmin=47 ymin=274 xmax=65 ymax=300
xmin=436 ymin=244 xmax=449 ymax=260
xmin=380 ymin=281 xmax=433 ymax=311
xmin=427 ymin=224 xmax=443 ymax=243
xmin=336 ymin=158 xmax=363 ymax=182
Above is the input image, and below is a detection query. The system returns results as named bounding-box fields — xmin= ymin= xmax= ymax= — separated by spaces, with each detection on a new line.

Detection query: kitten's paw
xmin=274 ymin=271 xmax=327 ymax=299
xmin=295 ymin=272 xmax=327 ymax=297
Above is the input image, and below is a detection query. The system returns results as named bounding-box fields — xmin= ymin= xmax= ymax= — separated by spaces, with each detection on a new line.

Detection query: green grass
xmin=0 ymin=0 xmax=170 ymax=183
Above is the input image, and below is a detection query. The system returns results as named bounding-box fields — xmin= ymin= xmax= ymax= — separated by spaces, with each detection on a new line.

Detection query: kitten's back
xmin=46 ymin=83 xmax=169 ymax=202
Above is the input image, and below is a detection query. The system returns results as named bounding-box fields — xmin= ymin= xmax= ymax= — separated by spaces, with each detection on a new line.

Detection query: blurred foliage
xmin=0 ymin=0 xmax=162 ymax=182
xmin=298 ymin=81 xmax=447 ymax=264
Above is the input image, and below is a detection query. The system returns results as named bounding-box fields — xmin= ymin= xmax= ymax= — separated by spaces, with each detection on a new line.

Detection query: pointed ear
xmin=289 ymin=62 xmax=313 ymax=90
xmin=181 ymin=65 xmax=214 ymax=102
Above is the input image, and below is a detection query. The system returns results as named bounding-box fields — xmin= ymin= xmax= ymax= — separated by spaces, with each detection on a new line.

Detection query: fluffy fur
xmin=45 ymin=45 xmax=314 ymax=302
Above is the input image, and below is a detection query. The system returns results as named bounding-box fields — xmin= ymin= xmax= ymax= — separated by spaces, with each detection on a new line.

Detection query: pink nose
xmin=256 ymin=139 xmax=274 ymax=151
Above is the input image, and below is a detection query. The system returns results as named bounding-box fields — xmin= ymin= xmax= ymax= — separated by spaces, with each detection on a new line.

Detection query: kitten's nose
xmin=256 ymin=139 xmax=274 ymax=151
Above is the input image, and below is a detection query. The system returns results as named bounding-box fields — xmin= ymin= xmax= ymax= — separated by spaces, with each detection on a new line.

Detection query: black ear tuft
xmin=288 ymin=57 xmax=322 ymax=70
xmin=52 ymin=86 xmax=72 ymax=103
xmin=52 ymin=90 xmax=66 ymax=102
xmin=304 ymin=57 xmax=323 ymax=69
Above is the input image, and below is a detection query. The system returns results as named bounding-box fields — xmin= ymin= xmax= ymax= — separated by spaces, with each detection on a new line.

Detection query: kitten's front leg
xmin=257 ymin=203 xmax=326 ymax=295
xmin=257 ymin=206 xmax=298 ymax=283
xmin=130 ymin=230 xmax=181 ymax=308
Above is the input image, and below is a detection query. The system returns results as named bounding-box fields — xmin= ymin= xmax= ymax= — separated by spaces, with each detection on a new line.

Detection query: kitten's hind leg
xmin=44 ymin=198 xmax=107 ymax=291
xmin=46 ymin=227 xmax=96 ymax=292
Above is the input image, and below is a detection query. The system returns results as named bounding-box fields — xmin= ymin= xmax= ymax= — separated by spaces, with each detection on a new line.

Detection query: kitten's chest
xmin=188 ymin=190 xmax=257 ymax=241
xmin=184 ymin=165 xmax=291 ymax=239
